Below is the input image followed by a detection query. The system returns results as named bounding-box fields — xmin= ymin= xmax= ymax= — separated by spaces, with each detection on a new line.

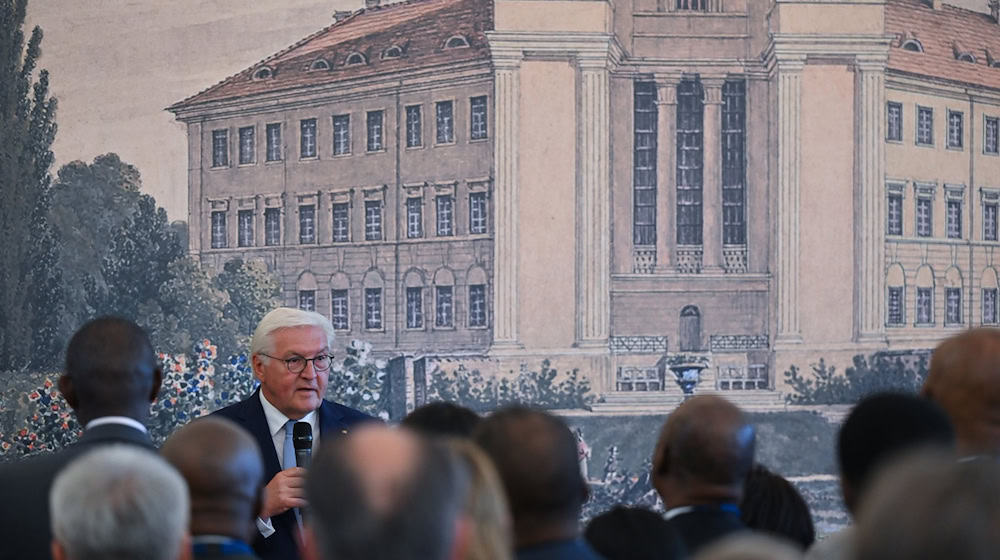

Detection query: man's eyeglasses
xmin=259 ymin=353 xmax=333 ymax=374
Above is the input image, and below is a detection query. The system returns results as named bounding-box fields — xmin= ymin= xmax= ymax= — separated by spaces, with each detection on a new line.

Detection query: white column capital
xmin=656 ymin=82 xmax=677 ymax=106
xmin=854 ymin=54 xmax=888 ymax=74
xmin=702 ymin=80 xmax=725 ymax=105
xmin=775 ymin=55 xmax=807 ymax=73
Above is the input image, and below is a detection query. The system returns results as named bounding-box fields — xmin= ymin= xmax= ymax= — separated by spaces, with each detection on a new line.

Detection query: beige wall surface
xmin=495 ymin=0 xmax=612 ymax=33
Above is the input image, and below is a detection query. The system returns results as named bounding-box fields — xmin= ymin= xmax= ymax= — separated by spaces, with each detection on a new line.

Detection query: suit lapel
xmin=240 ymin=388 xmax=282 ymax=479
xmin=317 ymin=399 xmax=347 ymax=438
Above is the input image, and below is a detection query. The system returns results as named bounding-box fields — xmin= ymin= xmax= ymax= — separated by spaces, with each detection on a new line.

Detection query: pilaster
xmin=775 ymin=56 xmax=806 ymax=345
xmin=655 ymin=79 xmax=677 ymax=272
xmin=702 ymin=78 xmax=725 ymax=272
xmin=492 ymin=52 xmax=523 ymax=349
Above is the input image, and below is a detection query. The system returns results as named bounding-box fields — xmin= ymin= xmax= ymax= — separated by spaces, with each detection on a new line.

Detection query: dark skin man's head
xmin=652 ymin=395 xmax=756 ymax=509
xmin=473 ymin=407 xmax=588 ymax=549
xmin=59 ymin=316 xmax=162 ymax=426
xmin=161 ymin=417 xmax=265 ymax=543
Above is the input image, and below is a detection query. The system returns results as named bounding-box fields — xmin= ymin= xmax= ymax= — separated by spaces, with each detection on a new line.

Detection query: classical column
xmin=855 ymin=55 xmax=887 ymax=342
xmin=776 ymin=56 xmax=805 ymax=344
xmin=655 ymin=80 xmax=677 ymax=272
xmin=577 ymin=55 xmax=612 ymax=345
xmin=702 ymin=79 xmax=724 ymax=272
xmin=492 ymin=54 xmax=523 ymax=348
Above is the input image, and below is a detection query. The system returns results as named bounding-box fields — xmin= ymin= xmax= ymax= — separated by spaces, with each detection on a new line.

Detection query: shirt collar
xmin=258 ymin=389 xmax=317 ymax=438
xmin=85 ymin=416 xmax=148 ymax=434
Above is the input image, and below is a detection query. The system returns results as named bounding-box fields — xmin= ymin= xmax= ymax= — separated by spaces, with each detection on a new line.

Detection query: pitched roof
xmin=170 ymin=0 xmax=492 ymax=111
xmin=886 ymin=0 xmax=1000 ymax=90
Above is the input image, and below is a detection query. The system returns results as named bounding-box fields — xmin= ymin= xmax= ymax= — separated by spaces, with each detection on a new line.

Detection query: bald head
xmin=61 ymin=316 xmax=162 ymax=425
xmin=923 ymin=328 xmax=1000 ymax=457
xmin=653 ymin=396 xmax=756 ymax=507
xmin=306 ymin=425 xmax=469 ymax=560
xmin=161 ymin=417 xmax=264 ymax=542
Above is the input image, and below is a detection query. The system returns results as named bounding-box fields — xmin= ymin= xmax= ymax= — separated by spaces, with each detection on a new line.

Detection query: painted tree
xmin=0 ymin=0 xmax=59 ymax=371
xmin=215 ymin=258 xmax=281 ymax=337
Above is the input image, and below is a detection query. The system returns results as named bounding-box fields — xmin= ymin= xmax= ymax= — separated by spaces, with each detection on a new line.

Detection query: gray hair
xmin=250 ymin=307 xmax=336 ymax=357
xmin=50 ymin=445 xmax=190 ymax=560
xmin=694 ymin=534 xmax=803 ymax=560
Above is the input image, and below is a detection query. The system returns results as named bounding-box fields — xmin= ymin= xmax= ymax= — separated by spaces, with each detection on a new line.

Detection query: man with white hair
xmin=49 ymin=445 xmax=191 ymax=560
xmin=213 ymin=307 xmax=373 ymax=560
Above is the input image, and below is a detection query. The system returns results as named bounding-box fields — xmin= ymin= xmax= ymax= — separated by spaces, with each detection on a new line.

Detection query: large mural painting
xmin=3 ymin=0 xmax=1000 ymax=533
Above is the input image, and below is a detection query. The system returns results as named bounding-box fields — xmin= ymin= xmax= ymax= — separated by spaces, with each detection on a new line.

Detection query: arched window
xmin=945 ymin=267 xmax=963 ymax=325
xmin=433 ymin=268 xmax=456 ymax=329
xmin=403 ymin=269 xmax=426 ymax=330
xmin=309 ymin=58 xmax=330 ymax=71
xmin=982 ymin=268 xmax=999 ymax=325
xmin=444 ymin=35 xmax=469 ymax=49
xmin=382 ymin=46 xmax=403 ymax=59
xmin=297 ymin=271 xmax=318 ymax=312
xmin=252 ymin=66 xmax=274 ymax=80
xmin=953 ymin=42 xmax=976 ymax=63
xmin=886 ymin=263 xmax=906 ymax=327
xmin=346 ymin=52 xmax=367 ymax=66
xmin=362 ymin=269 xmax=384 ymax=331
xmin=466 ymin=266 xmax=488 ymax=328
xmin=679 ymin=305 xmax=701 ymax=352
xmin=915 ymin=265 xmax=935 ymax=325
xmin=899 ymin=31 xmax=923 ymax=53
xmin=330 ymin=272 xmax=351 ymax=331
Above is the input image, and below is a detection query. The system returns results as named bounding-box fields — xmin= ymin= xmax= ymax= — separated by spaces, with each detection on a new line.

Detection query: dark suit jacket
xmin=212 ymin=388 xmax=373 ymax=560
xmin=192 ymin=538 xmax=261 ymax=560
xmin=0 ymin=422 xmax=155 ymax=560
xmin=517 ymin=538 xmax=606 ymax=560
xmin=666 ymin=507 xmax=747 ymax=556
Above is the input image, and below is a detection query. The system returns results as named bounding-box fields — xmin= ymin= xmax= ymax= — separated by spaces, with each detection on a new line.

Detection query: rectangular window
xmin=946 ymin=287 xmax=962 ymax=324
xmin=264 ymin=207 xmax=281 ymax=246
xmin=948 ymin=110 xmax=964 ymax=149
xmin=406 ymin=287 xmax=423 ymax=329
xmin=212 ymin=129 xmax=229 ymax=167
xmin=366 ymin=110 xmax=383 ymax=152
xmin=916 ymin=198 xmax=932 ymax=237
xmin=947 ymin=199 xmax=962 ymax=239
xmin=984 ymin=288 xmax=998 ymax=324
xmin=332 ymin=203 xmax=350 ymax=243
xmin=986 ymin=202 xmax=998 ymax=241
xmin=887 ymin=286 xmax=904 ymax=326
xmin=237 ymin=209 xmax=253 ymax=247
xmin=986 ymin=116 xmax=999 ymax=155
xmin=266 ymin=123 xmax=282 ymax=162
xmin=676 ymin=0 xmax=707 ymax=8
xmin=917 ymin=106 xmax=933 ymax=146
xmin=298 ymin=290 xmax=315 ymax=312
xmin=299 ymin=204 xmax=315 ymax=244
xmin=470 ymin=96 xmax=488 ymax=140
xmin=331 ymin=289 xmax=349 ymax=330
xmin=633 ymin=81 xmax=657 ymax=246
xmin=435 ymin=286 xmax=453 ymax=328
xmin=365 ymin=288 xmax=382 ymax=330
xmin=238 ymin=126 xmax=255 ymax=165
xmin=211 ymin=210 xmax=227 ymax=248
xmin=300 ymin=118 xmax=317 ymax=158
xmin=436 ymin=195 xmax=454 ymax=236
xmin=365 ymin=200 xmax=382 ymax=241
xmin=722 ymin=80 xmax=746 ymax=246
xmin=468 ymin=284 xmax=486 ymax=327
xmin=406 ymin=197 xmax=423 ymax=239
xmin=406 ymin=105 xmax=422 ymax=148
xmin=436 ymin=100 xmax=454 ymax=144
xmin=677 ymin=79 xmax=704 ymax=245
xmin=887 ymin=101 xmax=902 ymax=142
xmin=333 ymin=114 xmax=350 ymax=155
xmin=469 ymin=192 xmax=488 ymax=234
xmin=917 ymin=287 xmax=933 ymax=324
xmin=887 ymin=193 xmax=903 ymax=236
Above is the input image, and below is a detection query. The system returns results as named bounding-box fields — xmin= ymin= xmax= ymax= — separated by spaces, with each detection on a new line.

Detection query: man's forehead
xmin=270 ymin=325 xmax=329 ymax=350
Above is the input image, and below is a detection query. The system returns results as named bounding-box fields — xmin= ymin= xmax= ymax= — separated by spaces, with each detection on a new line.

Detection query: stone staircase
xmin=590 ymin=388 xmax=787 ymax=415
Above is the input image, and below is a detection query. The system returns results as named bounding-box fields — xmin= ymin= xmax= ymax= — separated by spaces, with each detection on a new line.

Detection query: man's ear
xmin=251 ymin=354 xmax=267 ymax=383
xmin=58 ymin=375 xmax=78 ymax=411
xmin=51 ymin=540 xmax=67 ymax=560
xmin=149 ymin=367 xmax=163 ymax=403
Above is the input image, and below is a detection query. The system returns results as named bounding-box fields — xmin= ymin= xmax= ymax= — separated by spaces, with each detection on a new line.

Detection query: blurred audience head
xmin=60 ymin=316 xmax=162 ymax=425
xmin=652 ymin=395 xmax=756 ymax=508
xmin=855 ymin=451 xmax=1000 ymax=560
xmin=837 ymin=391 xmax=954 ymax=514
xmin=402 ymin=402 xmax=482 ymax=439
xmin=446 ymin=438 xmax=514 ymax=560
xmin=739 ymin=464 xmax=814 ymax=550
xmin=161 ymin=416 xmax=264 ymax=544
xmin=304 ymin=424 xmax=469 ymax=560
xmin=49 ymin=445 xmax=190 ymax=560
xmin=694 ymin=533 xmax=803 ymax=560
xmin=923 ymin=327 xmax=1000 ymax=457
xmin=473 ymin=406 xmax=588 ymax=548
xmin=584 ymin=506 xmax=687 ymax=560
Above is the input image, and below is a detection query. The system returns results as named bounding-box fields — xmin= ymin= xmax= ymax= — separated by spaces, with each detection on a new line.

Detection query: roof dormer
xmin=954 ymin=41 xmax=976 ymax=63
xmin=898 ymin=31 xmax=924 ymax=53
xmin=444 ymin=35 xmax=470 ymax=49
xmin=252 ymin=66 xmax=274 ymax=80
xmin=309 ymin=58 xmax=331 ymax=71
xmin=345 ymin=51 xmax=368 ymax=66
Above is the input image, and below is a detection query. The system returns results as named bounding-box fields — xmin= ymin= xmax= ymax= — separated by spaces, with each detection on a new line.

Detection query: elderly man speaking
xmin=213 ymin=307 xmax=373 ymax=560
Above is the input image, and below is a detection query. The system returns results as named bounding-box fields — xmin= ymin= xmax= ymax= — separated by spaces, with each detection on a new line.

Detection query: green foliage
xmin=216 ymin=259 xmax=281 ymax=337
xmin=428 ymin=360 xmax=594 ymax=412
xmin=0 ymin=1 xmax=59 ymax=370
xmin=784 ymin=351 xmax=930 ymax=405
xmin=326 ymin=340 xmax=390 ymax=419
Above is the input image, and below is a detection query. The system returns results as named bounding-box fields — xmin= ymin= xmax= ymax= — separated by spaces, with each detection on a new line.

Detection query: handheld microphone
xmin=292 ymin=422 xmax=313 ymax=469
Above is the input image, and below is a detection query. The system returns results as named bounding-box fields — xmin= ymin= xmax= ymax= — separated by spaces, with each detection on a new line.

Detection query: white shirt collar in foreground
xmin=259 ymin=389 xmax=317 ymax=438
xmin=85 ymin=416 xmax=148 ymax=434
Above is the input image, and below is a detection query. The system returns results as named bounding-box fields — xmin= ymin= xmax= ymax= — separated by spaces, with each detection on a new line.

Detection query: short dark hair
xmin=307 ymin=435 xmax=467 ymax=560
xmin=473 ymin=406 xmax=586 ymax=523
xmin=740 ymin=464 xmax=815 ymax=550
xmin=64 ymin=316 xmax=158 ymax=409
xmin=584 ymin=506 xmax=686 ymax=560
xmin=401 ymin=402 xmax=481 ymax=438
xmin=838 ymin=392 xmax=954 ymax=499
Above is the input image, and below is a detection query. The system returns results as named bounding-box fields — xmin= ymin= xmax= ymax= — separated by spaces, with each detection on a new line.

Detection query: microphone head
xmin=293 ymin=422 xmax=313 ymax=451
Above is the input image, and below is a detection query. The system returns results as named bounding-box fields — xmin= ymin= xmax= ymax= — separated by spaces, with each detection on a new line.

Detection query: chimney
xmin=365 ymin=0 xmax=380 ymax=8
xmin=991 ymin=0 xmax=1000 ymax=23
xmin=931 ymin=0 xmax=942 ymax=8
xmin=333 ymin=10 xmax=351 ymax=22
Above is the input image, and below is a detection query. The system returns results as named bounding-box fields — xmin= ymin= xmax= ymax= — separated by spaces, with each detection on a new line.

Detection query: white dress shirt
xmin=85 ymin=416 xmax=149 ymax=433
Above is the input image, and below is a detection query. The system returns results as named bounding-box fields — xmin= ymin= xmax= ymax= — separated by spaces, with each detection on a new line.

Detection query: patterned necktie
xmin=282 ymin=420 xmax=304 ymax=531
